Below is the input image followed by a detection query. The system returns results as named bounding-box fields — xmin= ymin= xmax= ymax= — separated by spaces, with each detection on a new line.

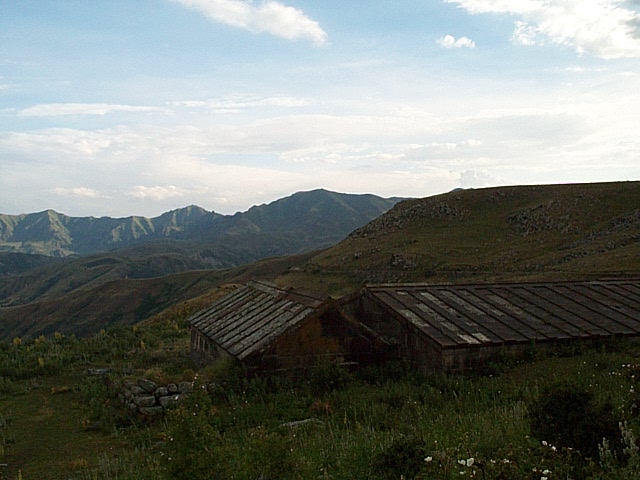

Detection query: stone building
xmin=189 ymin=280 xmax=386 ymax=374
xmin=343 ymin=279 xmax=640 ymax=371
xmin=191 ymin=279 xmax=640 ymax=373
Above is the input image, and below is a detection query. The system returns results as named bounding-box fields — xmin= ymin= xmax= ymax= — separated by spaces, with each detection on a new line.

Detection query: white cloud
xmin=52 ymin=187 xmax=108 ymax=199
xmin=2 ymin=71 xmax=640 ymax=217
xmin=459 ymin=169 xmax=498 ymax=187
xmin=127 ymin=185 xmax=183 ymax=201
xmin=437 ymin=34 xmax=476 ymax=48
xmin=445 ymin=0 xmax=640 ymax=58
xmin=170 ymin=0 xmax=327 ymax=45
xmin=18 ymin=103 xmax=169 ymax=117
xmin=168 ymin=95 xmax=314 ymax=112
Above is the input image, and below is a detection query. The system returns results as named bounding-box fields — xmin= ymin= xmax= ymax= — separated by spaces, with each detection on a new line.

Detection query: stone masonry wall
xmin=120 ymin=378 xmax=194 ymax=417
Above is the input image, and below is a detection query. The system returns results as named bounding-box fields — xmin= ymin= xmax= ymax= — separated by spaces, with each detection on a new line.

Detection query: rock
xmin=154 ymin=386 xmax=169 ymax=398
xmin=159 ymin=394 xmax=182 ymax=408
xmin=133 ymin=395 xmax=156 ymax=408
xmin=129 ymin=384 xmax=145 ymax=396
xmin=87 ymin=368 xmax=110 ymax=376
xmin=137 ymin=378 xmax=158 ymax=394
xmin=167 ymin=383 xmax=179 ymax=394
xmin=139 ymin=406 xmax=164 ymax=416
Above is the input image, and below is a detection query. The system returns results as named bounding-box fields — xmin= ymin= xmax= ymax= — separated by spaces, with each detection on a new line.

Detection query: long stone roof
xmin=363 ymin=280 xmax=640 ymax=349
xmin=189 ymin=280 xmax=328 ymax=360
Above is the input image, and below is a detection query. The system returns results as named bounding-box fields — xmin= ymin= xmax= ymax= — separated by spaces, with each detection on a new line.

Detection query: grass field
xmin=1 ymin=310 xmax=640 ymax=479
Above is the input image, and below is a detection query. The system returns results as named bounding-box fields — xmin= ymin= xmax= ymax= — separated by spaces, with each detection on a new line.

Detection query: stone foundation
xmin=120 ymin=378 xmax=194 ymax=417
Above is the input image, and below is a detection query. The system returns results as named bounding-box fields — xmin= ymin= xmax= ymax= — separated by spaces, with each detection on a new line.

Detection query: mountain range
xmin=0 ymin=189 xmax=401 ymax=339
xmin=0 ymin=189 xmax=401 ymax=258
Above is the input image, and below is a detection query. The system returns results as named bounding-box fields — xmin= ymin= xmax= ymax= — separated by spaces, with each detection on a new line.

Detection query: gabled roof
xmin=189 ymin=281 xmax=329 ymax=360
xmin=363 ymin=280 xmax=640 ymax=349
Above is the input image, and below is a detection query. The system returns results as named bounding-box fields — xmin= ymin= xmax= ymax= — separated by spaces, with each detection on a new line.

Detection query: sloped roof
xmin=364 ymin=280 xmax=640 ymax=349
xmin=189 ymin=281 xmax=328 ymax=360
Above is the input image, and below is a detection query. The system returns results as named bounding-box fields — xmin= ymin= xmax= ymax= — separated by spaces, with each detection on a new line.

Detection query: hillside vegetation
xmin=1 ymin=311 xmax=640 ymax=479
xmin=280 ymin=181 xmax=640 ymax=294
xmin=0 ymin=181 xmax=639 ymax=479
xmin=0 ymin=251 xmax=317 ymax=341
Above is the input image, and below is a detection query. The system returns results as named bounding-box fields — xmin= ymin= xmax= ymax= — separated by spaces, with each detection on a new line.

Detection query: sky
xmin=1 ymin=0 xmax=640 ymax=218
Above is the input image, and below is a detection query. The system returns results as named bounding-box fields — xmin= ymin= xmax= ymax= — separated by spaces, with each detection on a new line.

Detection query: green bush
xmin=529 ymin=382 xmax=621 ymax=459
xmin=308 ymin=361 xmax=352 ymax=395
xmin=373 ymin=436 xmax=426 ymax=480
xmin=163 ymin=385 xmax=225 ymax=479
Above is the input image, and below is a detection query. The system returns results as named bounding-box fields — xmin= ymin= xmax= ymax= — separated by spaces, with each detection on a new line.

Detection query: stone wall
xmin=120 ymin=378 xmax=194 ymax=417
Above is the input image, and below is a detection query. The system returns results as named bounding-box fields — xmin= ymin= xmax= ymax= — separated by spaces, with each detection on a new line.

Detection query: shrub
xmin=372 ymin=436 xmax=426 ymax=480
xmin=308 ymin=361 xmax=352 ymax=395
xmin=163 ymin=385 xmax=225 ymax=479
xmin=529 ymin=382 xmax=621 ymax=459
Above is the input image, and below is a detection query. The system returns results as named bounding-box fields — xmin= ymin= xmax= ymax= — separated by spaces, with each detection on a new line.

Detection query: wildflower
xmin=425 ymin=456 xmax=433 ymax=462
xmin=459 ymin=459 xmax=467 ymax=465
xmin=542 ymin=469 xmax=550 ymax=474
xmin=466 ymin=458 xmax=475 ymax=467
xmin=542 ymin=441 xmax=548 ymax=446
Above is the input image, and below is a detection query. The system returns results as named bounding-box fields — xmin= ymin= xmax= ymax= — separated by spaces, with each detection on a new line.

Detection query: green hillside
xmin=279 ymin=181 xmax=640 ymax=294
xmin=0 ymin=251 xmax=316 ymax=340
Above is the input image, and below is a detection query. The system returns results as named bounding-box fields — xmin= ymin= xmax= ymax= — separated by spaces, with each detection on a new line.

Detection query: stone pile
xmin=120 ymin=378 xmax=194 ymax=417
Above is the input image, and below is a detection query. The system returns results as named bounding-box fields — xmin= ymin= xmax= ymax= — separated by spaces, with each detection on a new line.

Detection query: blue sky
xmin=1 ymin=0 xmax=639 ymax=217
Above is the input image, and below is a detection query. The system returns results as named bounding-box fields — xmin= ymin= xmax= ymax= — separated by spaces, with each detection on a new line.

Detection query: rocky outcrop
xmin=120 ymin=378 xmax=194 ymax=417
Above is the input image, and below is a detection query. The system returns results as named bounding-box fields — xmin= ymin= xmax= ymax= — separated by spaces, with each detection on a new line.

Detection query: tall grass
xmin=1 ymin=319 xmax=640 ymax=479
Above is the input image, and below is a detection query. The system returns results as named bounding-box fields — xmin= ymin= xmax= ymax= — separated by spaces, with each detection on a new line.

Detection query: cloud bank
xmin=446 ymin=0 xmax=640 ymax=58
xmin=171 ymin=0 xmax=327 ymax=45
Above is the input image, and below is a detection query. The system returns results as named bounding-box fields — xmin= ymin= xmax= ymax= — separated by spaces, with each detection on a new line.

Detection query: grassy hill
xmin=0 ymin=251 xmax=317 ymax=340
xmin=279 ymin=181 xmax=640 ymax=294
